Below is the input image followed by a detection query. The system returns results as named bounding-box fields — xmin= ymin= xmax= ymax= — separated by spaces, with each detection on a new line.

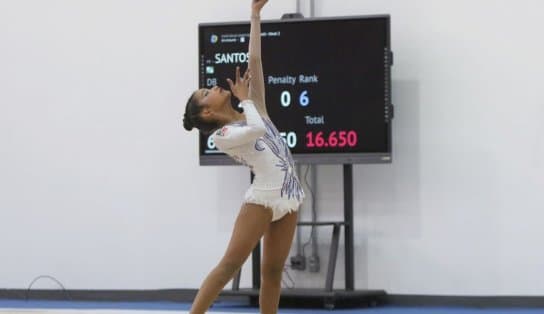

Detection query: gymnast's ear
xmin=201 ymin=106 xmax=213 ymax=119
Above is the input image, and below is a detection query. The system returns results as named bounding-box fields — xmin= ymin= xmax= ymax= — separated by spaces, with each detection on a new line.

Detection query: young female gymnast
xmin=182 ymin=1 xmax=305 ymax=313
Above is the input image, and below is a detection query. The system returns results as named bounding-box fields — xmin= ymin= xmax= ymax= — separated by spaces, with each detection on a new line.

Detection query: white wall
xmin=1 ymin=0 xmax=543 ymax=295
xmin=0 ymin=0 xmax=295 ymax=290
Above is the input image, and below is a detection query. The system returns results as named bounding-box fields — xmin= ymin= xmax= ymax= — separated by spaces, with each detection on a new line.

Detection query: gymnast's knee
xmin=261 ymin=263 xmax=284 ymax=284
xmin=215 ymin=260 xmax=242 ymax=283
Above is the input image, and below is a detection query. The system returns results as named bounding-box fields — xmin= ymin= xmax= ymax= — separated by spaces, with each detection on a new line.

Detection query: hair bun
xmin=183 ymin=112 xmax=194 ymax=131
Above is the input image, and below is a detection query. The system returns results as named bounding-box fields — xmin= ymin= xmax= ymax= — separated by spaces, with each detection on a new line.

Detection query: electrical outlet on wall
xmin=290 ymin=255 xmax=306 ymax=271
xmin=308 ymin=255 xmax=320 ymax=273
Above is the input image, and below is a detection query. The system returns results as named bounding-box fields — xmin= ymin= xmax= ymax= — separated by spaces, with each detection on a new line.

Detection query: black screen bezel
xmin=197 ymin=15 xmax=392 ymax=165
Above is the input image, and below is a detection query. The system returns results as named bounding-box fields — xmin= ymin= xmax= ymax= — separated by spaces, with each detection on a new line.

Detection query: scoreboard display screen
xmin=198 ymin=15 xmax=393 ymax=165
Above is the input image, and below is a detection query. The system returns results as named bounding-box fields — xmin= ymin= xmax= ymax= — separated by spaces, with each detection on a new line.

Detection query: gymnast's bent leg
xmin=189 ymin=203 xmax=272 ymax=314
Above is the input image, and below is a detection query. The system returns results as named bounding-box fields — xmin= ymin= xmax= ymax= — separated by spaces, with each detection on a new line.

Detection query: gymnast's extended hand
xmin=252 ymin=0 xmax=268 ymax=15
xmin=226 ymin=66 xmax=251 ymax=102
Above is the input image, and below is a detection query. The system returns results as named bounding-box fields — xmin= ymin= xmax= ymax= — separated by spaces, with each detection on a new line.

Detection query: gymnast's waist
xmin=250 ymin=171 xmax=286 ymax=190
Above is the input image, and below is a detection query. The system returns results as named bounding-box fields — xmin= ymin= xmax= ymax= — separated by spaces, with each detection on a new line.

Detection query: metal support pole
xmin=252 ymin=243 xmax=261 ymax=289
xmin=232 ymin=270 xmax=241 ymax=291
xmin=295 ymin=165 xmax=303 ymax=255
xmin=311 ymin=165 xmax=319 ymax=257
xmin=343 ymin=164 xmax=354 ymax=290
xmin=325 ymin=224 xmax=341 ymax=292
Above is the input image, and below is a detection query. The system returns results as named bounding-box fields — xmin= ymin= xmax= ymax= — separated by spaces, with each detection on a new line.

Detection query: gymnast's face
xmin=195 ymin=86 xmax=231 ymax=121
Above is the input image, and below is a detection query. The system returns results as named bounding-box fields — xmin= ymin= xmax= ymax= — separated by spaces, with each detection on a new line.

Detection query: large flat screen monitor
xmin=198 ymin=15 xmax=393 ymax=165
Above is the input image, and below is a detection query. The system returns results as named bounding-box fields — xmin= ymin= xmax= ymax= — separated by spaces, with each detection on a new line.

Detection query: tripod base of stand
xmin=221 ymin=288 xmax=387 ymax=309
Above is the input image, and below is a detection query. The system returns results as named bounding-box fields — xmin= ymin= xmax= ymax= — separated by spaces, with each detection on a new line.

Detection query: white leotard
xmin=212 ymin=101 xmax=305 ymax=220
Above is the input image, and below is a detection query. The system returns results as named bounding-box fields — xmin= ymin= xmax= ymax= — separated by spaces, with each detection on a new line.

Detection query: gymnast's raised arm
xmin=248 ymin=0 xmax=268 ymax=117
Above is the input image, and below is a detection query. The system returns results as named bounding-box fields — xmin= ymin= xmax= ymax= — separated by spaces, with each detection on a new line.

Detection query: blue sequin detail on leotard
xmin=254 ymin=118 xmax=304 ymax=202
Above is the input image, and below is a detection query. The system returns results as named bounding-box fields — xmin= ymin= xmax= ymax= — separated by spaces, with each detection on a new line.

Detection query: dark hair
xmin=182 ymin=92 xmax=220 ymax=135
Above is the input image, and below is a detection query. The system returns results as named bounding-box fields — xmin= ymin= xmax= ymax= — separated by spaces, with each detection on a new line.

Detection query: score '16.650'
xmin=306 ymin=131 xmax=358 ymax=148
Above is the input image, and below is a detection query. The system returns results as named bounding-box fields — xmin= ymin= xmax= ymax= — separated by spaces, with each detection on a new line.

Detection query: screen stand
xmin=225 ymin=12 xmax=386 ymax=310
xmin=225 ymin=164 xmax=387 ymax=309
